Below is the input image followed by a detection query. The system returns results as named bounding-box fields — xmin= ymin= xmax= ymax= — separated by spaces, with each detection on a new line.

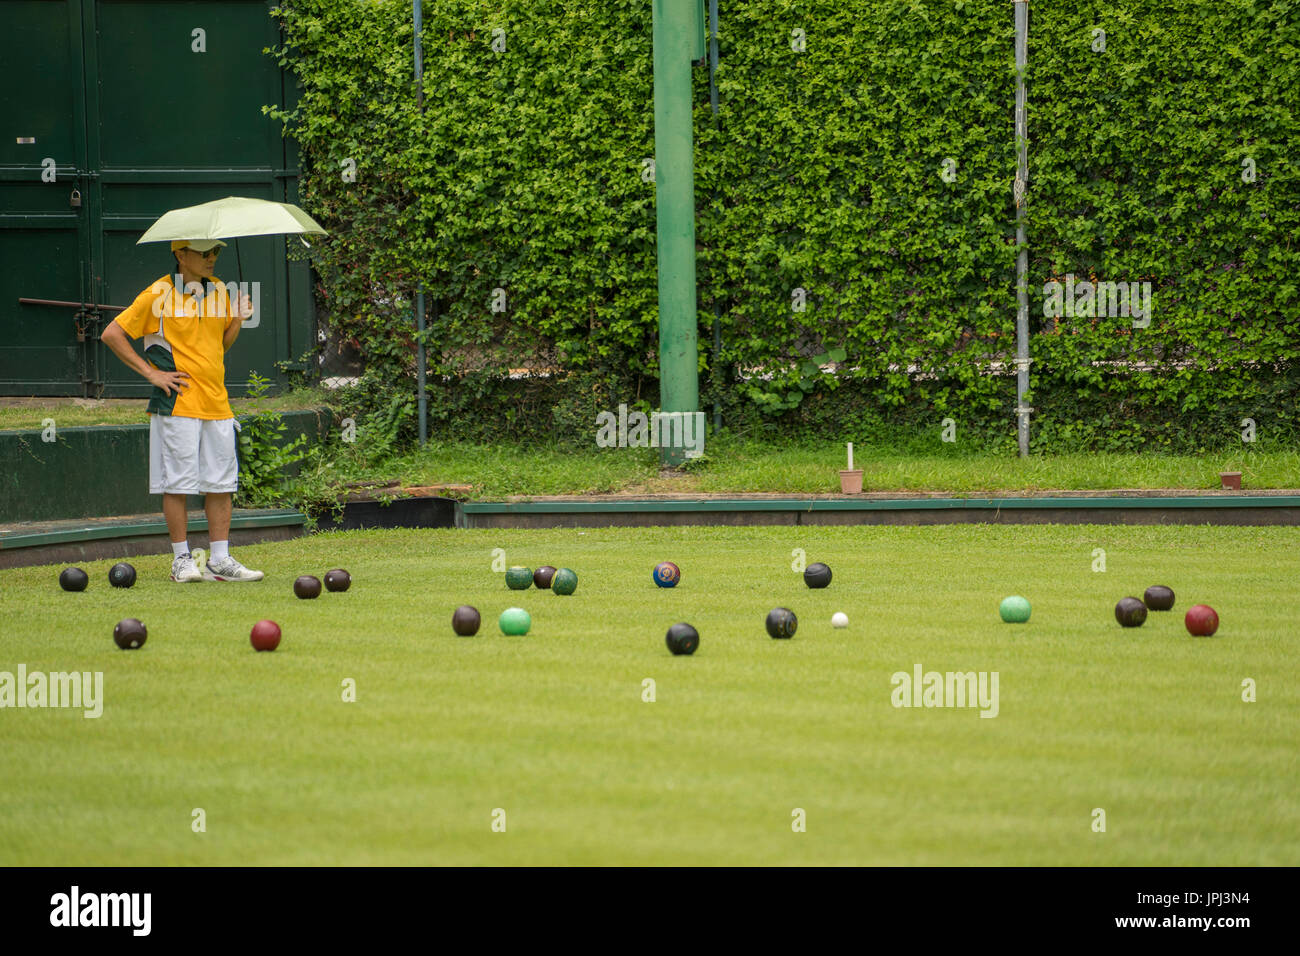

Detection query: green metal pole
xmin=653 ymin=0 xmax=701 ymax=466
xmin=414 ymin=0 xmax=428 ymax=447
xmin=1014 ymin=0 xmax=1030 ymax=457
xmin=708 ymin=0 xmax=721 ymax=434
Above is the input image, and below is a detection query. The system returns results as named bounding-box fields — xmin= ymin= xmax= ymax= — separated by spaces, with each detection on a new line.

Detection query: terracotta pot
xmin=1220 ymin=471 xmax=1242 ymax=491
xmin=839 ymin=469 xmax=864 ymax=494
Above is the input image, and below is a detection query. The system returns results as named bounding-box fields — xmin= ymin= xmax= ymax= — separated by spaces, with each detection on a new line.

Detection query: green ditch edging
xmin=0 ymin=509 xmax=307 ymax=551
xmin=0 ymin=409 xmax=327 ymax=523
xmin=462 ymin=495 xmax=1300 ymax=514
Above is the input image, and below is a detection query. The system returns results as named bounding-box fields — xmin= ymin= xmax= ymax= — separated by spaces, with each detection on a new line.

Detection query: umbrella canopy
xmin=135 ymin=196 xmax=328 ymax=293
xmin=135 ymin=196 xmax=328 ymax=245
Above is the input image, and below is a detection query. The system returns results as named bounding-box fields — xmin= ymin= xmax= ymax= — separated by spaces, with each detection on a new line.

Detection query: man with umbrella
xmin=101 ymin=237 xmax=262 ymax=582
xmin=102 ymin=196 xmax=326 ymax=583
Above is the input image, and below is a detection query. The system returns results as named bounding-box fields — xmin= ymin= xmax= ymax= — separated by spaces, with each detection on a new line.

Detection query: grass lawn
xmin=311 ymin=439 xmax=1300 ymax=498
xmin=1 ymin=524 xmax=1296 ymax=865
xmin=0 ymin=388 xmax=329 ymax=431
xmin=4 ymin=392 xmax=1297 ymax=498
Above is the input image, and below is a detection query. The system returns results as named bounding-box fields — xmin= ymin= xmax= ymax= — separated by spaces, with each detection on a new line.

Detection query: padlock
xmin=70 ymin=188 xmax=82 ymax=208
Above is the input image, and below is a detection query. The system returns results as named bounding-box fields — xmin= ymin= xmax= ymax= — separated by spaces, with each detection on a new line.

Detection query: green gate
xmin=0 ymin=0 xmax=313 ymax=397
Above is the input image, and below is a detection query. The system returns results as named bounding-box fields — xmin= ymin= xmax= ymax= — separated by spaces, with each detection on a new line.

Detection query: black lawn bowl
xmin=1143 ymin=585 xmax=1175 ymax=611
xmin=452 ymin=605 xmax=481 ymax=637
xmin=59 ymin=567 xmax=89 ymax=592
xmin=765 ymin=607 xmax=798 ymax=639
xmin=665 ymin=623 xmax=699 ymax=656
xmin=108 ymin=562 xmax=136 ymax=588
xmin=803 ymin=562 xmax=832 ymax=589
xmin=294 ymin=575 xmax=322 ymax=599
xmin=1115 ymin=597 xmax=1148 ymax=628
xmin=113 ymin=618 xmax=147 ymax=650
xmin=533 ymin=566 xmax=557 ymax=589
xmin=324 ymin=569 xmax=352 ymax=592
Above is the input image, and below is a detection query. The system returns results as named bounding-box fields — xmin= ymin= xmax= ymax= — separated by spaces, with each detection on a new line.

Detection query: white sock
xmin=172 ymin=540 xmax=190 ymax=558
xmin=211 ymin=540 xmax=230 ymax=561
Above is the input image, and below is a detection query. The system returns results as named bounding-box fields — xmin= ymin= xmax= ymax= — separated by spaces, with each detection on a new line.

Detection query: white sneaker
xmin=170 ymin=552 xmax=203 ymax=583
xmin=202 ymin=555 xmax=265 ymax=582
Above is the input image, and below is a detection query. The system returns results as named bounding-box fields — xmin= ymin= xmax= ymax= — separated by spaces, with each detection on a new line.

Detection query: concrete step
xmin=0 ymin=508 xmax=306 ymax=569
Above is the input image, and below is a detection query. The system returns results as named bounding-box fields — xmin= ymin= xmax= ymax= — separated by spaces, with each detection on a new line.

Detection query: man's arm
xmin=223 ymin=291 xmax=253 ymax=352
xmin=101 ymin=321 xmax=189 ymax=395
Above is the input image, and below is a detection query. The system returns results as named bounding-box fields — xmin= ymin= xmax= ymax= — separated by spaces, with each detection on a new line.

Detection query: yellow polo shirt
xmin=112 ymin=274 xmax=237 ymax=419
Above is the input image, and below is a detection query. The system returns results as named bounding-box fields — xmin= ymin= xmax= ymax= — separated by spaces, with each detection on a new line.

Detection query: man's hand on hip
xmin=149 ymin=369 xmax=191 ymax=396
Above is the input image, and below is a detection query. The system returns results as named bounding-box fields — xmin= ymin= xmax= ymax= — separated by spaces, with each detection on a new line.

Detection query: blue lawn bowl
xmin=653 ymin=561 xmax=681 ymax=588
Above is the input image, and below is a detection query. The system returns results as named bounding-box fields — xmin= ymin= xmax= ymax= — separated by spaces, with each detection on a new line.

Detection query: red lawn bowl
xmin=1184 ymin=604 xmax=1219 ymax=637
xmin=251 ymin=620 xmax=282 ymax=651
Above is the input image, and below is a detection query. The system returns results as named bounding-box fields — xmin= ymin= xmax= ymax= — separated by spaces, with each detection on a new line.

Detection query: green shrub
xmin=235 ymin=373 xmax=310 ymax=506
xmin=266 ymin=0 xmax=1299 ymax=453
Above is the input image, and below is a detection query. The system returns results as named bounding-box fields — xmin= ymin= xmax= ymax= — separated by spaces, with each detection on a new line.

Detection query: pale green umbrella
xmin=136 ymin=195 xmax=328 ymax=284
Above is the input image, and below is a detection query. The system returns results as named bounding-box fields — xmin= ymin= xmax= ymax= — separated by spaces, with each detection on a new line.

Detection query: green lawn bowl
xmin=505 ymin=566 xmax=533 ymax=590
xmin=498 ymin=607 xmax=532 ymax=635
xmin=999 ymin=595 xmax=1032 ymax=623
xmin=551 ymin=568 xmax=578 ymax=596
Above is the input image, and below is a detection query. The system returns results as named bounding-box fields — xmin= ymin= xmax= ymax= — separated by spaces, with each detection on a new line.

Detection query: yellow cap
xmin=170 ymin=239 xmax=228 ymax=253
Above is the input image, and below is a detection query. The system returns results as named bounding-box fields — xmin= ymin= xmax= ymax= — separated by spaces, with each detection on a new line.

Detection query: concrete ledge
xmin=459 ymin=493 xmax=1300 ymax=528
xmin=0 ymin=509 xmax=307 ymax=569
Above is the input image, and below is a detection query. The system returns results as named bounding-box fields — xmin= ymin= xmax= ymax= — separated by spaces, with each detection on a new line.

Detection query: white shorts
xmin=149 ymin=415 xmax=240 ymax=495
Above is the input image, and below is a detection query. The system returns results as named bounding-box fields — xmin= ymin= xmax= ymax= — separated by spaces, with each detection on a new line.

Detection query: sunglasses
xmin=186 ymin=247 xmax=220 ymax=258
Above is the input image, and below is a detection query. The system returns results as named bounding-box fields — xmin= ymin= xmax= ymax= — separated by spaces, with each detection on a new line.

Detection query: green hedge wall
xmin=266 ymin=0 xmax=1300 ymax=452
